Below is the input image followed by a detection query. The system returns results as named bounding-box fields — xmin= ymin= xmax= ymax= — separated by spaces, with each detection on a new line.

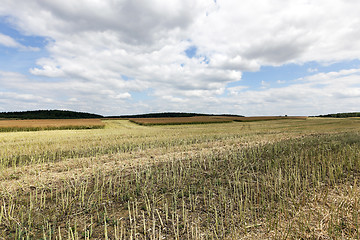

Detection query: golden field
xmin=0 ymin=118 xmax=359 ymax=239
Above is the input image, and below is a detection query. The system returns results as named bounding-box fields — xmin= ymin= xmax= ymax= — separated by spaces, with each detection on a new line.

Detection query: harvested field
xmin=235 ymin=116 xmax=307 ymax=121
xmin=0 ymin=118 xmax=105 ymax=131
xmin=0 ymin=118 xmax=359 ymax=239
xmin=130 ymin=115 xmax=307 ymax=125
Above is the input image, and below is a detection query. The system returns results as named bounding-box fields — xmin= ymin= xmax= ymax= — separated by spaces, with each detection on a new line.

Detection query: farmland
xmin=0 ymin=118 xmax=359 ymax=239
xmin=129 ymin=116 xmax=306 ymax=125
xmin=0 ymin=119 xmax=105 ymax=132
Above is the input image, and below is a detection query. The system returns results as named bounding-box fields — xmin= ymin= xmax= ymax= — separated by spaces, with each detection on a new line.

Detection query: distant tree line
xmin=0 ymin=110 xmax=244 ymax=120
xmin=316 ymin=112 xmax=360 ymax=118
xmin=108 ymin=112 xmax=244 ymax=118
xmin=0 ymin=110 xmax=103 ymax=119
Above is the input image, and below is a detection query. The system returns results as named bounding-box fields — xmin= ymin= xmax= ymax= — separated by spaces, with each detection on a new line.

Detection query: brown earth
xmin=0 ymin=118 xmax=104 ymax=129
xmin=130 ymin=116 xmax=307 ymax=125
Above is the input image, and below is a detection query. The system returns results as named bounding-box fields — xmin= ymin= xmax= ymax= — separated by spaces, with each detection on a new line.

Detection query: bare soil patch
xmin=0 ymin=118 xmax=104 ymax=131
xmin=130 ymin=116 xmax=307 ymax=125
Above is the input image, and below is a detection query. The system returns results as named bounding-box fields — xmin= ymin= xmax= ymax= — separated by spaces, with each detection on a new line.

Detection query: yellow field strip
xmin=0 ymin=131 xmax=321 ymax=194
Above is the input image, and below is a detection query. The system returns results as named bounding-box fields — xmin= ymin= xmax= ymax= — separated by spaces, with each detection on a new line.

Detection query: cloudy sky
xmin=0 ymin=0 xmax=360 ymax=116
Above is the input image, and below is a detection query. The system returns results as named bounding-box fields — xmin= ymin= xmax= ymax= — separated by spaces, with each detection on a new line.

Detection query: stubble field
xmin=0 ymin=118 xmax=359 ymax=239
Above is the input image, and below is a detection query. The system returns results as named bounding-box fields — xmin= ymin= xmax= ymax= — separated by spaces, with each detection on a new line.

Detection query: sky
xmin=0 ymin=0 xmax=360 ymax=116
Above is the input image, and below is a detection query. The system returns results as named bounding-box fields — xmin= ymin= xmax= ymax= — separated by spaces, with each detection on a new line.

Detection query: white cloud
xmin=220 ymin=68 xmax=360 ymax=116
xmin=0 ymin=33 xmax=21 ymax=48
xmin=307 ymin=68 xmax=318 ymax=73
xmin=261 ymin=80 xmax=270 ymax=89
xmin=0 ymin=91 xmax=53 ymax=102
xmin=1 ymin=0 xmax=360 ymax=115
xmin=227 ymin=86 xmax=248 ymax=96
xmin=300 ymin=68 xmax=360 ymax=84
xmin=114 ymin=92 xmax=131 ymax=99
xmin=190 ymin=0 xmax=360 ymax=66
xmin=0 ymin=33 xmax=39 ymax=51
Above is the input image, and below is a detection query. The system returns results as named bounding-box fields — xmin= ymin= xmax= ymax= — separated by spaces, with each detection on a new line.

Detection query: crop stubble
xmin=0 ymin=118 xmax=359 ymax=239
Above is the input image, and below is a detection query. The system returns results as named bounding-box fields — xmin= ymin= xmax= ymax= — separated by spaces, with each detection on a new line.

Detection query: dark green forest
xmin=0 ymin=110 xmax=243 ymax=119
xmin=316 ymin=112 xmax=360 ymax=118
xmin=108 ymin=112 xmax=244 ymax=118
xmin=2 ymin=110 xmax=359 ymax=120
xmin=0 ymin=110 xmax=103 ymax=119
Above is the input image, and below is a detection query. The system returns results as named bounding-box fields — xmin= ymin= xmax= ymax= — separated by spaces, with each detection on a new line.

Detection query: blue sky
xmin=1 ymin=0 xmax=360 ymax=116
xmin=236 ymin=59 xmax=360 ymax=90
xmin=0 ymin=19 xmax=46 ymax=72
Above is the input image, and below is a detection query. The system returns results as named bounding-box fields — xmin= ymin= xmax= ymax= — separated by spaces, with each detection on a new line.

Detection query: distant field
xmin=130 ymin=115 xmax=307 ymax=125
xmin=0 ymin=118 xmax=105 ymax=131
